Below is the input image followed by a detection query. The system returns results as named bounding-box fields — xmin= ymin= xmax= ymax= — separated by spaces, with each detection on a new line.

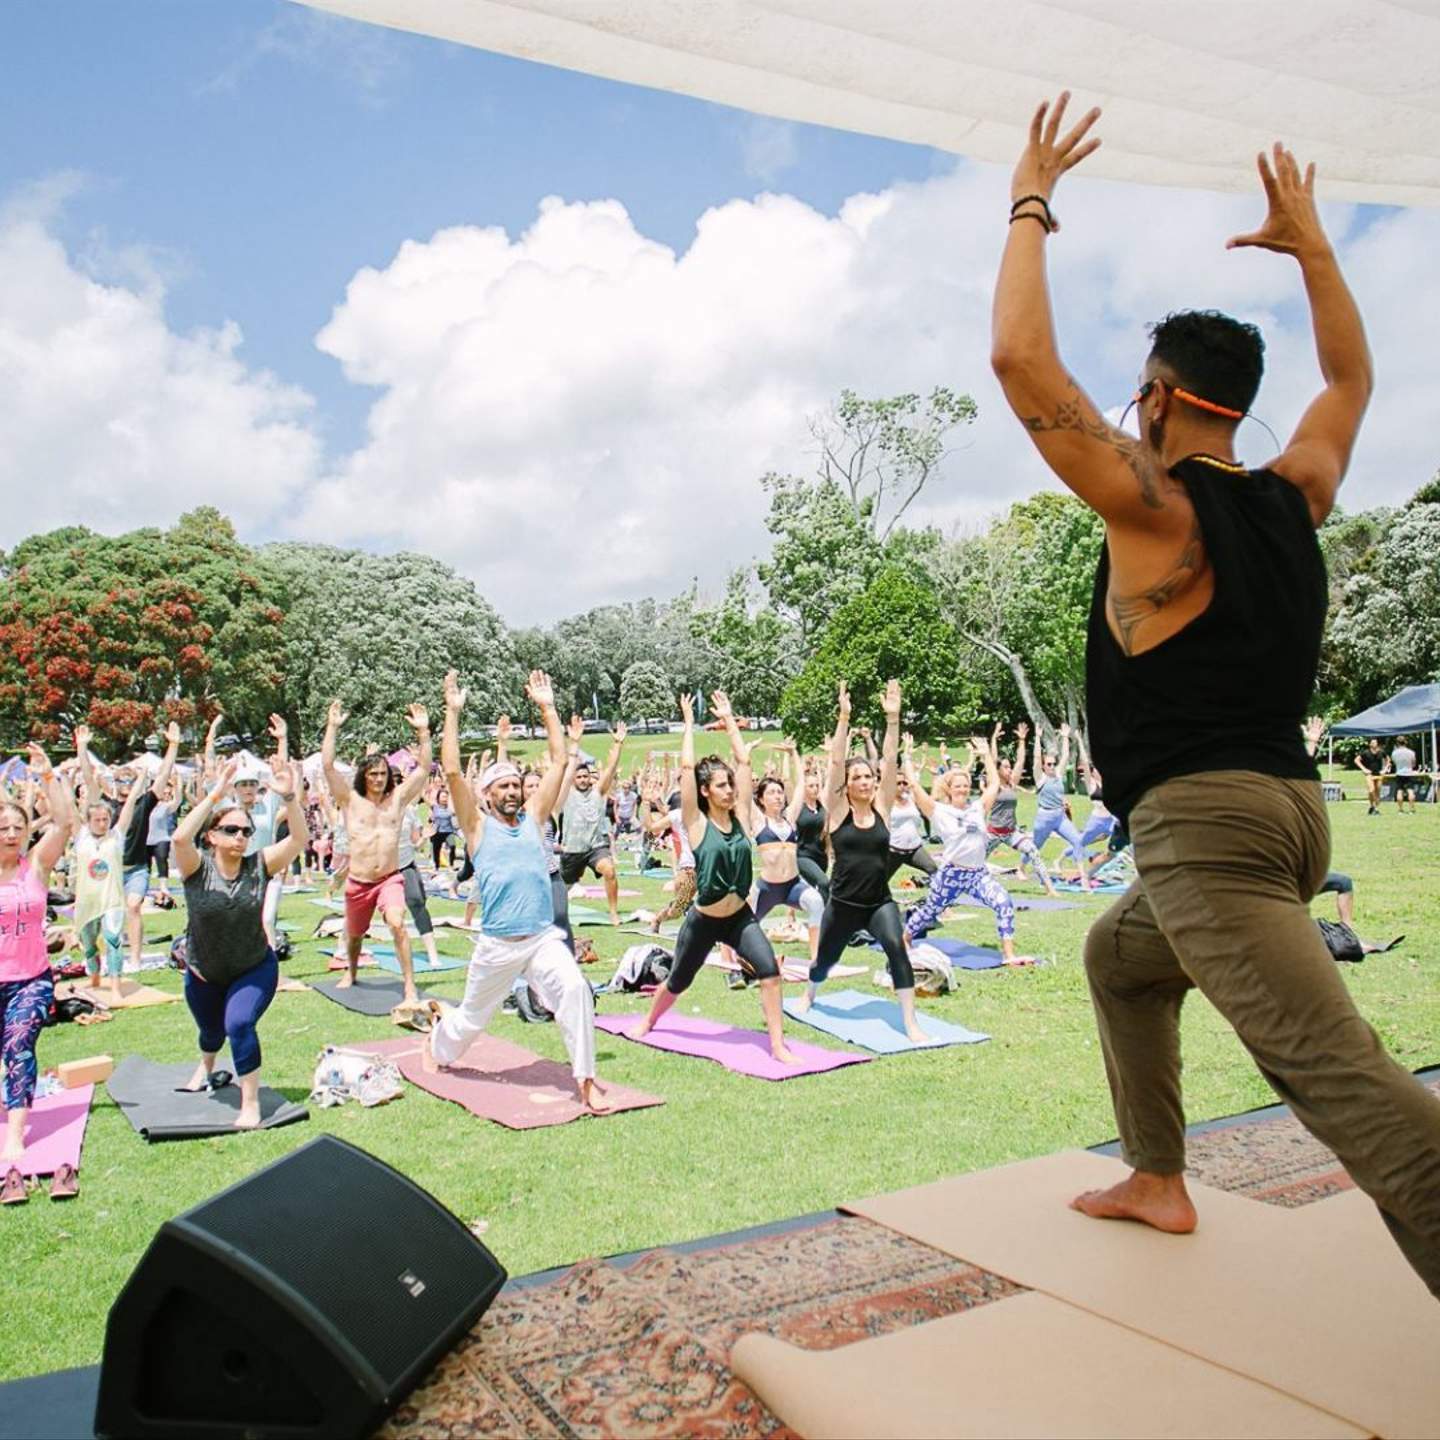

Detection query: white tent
xmin=294 ymin=0 xmax=1440 ymax=206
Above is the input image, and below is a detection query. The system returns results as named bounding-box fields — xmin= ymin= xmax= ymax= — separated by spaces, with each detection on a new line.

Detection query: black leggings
xmin=456 ymin=850 xmax=474 ymax=886
xmin=885 ymin=845 xmax=937 ymax=881
xmin=666 ymin=904 xmax=779 ymax=995
xmin=797 ymin=853 xmax=830 ymax=899
xmin=812 ymin=898 xmax=913 ymax=991
xmin=400 ymin=864 xmax=434 ymax=937
xmin=431 ymin=832 xmax=457 ymax=868
xmin=550 ymin=871 xmax=574 ymax=952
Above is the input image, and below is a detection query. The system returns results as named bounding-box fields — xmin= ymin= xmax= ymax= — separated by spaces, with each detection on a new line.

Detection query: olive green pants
xmin=1084 ymin=771 xmax=1440 ymax=1298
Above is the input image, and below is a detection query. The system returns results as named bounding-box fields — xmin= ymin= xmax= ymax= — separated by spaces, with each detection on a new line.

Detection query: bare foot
xmin=1070 ymin=1171 xmax=1197 ymax=1234
xmin=791 ymin=993 xmax=813 ymax=1016
xmin=181 ymin=1063 xmax=212 ymax=1093
xmin=234 ymin=1105 xmax=262 ymax=1130
xmin=1003 ymin=954 xmax=1038 ymax=967
xmin=420 ymin=1026 xmax=444 ymax=1074
xmin=633 ymin=1020 xmax=653 ymax=1040
xmin=403 ymin=987 xmax=420 ymax=1006
xmin=609 ymin=913 xmax=620 ymax=927
xmin=0 ymin=1140 xmax=24 ymax=1163
xmin=426 ymin=958 xmax=442 ymax=969
xmin=905 ymin=1025 xmax=930 ymax=1045
xmin=770 ymin=1044 xmax=803 ymax=1066
xmin=335 ymin=973 xmax=355 ymax=989
xmin=580 ymin=1078 xmax=615 ymax=1113
xmin=108 ymin=980 xmax=125 ymax=1000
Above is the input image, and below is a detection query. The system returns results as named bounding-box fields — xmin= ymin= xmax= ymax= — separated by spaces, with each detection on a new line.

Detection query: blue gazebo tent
xmin=1330 ymin=683 xmax=1440 ymax=799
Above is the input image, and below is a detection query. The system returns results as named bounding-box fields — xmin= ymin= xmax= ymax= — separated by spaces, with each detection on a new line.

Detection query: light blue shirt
xmin=1036 ymin=776 xmax=1066 ymax=812
xmin=244 ymin=793 xmax=282 ymax=857
xmin=476 ymin=813 xmax=554 ymax=938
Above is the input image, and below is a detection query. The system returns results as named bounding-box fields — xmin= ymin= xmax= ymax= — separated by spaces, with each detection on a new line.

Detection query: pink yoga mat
xmin=17 ymin=1084 xmax=93 ymax=1178
xmin=594 ymin=1012 xmax=869 ymax=1080
xmin=577 ymin=885 xmax=640 ymax=898
xmin=353 ymin=1035 xmax=664 ymax=1129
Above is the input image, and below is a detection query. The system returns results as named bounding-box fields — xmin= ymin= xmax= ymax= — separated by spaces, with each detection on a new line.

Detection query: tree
xmin=0 ymin=511 xmax=286 ymax=754
xmin=1328 ymin=486 xmax=1440 ymax=709
xmin=779 ymin=565 xmax=982 ymax=747
xmin=618 ymin=660 xmax=674 ymax=722
xmin=261 ymin=543 xmax=519 ymax=753
xmin=689 ymin=568 xmax=801 ymax=720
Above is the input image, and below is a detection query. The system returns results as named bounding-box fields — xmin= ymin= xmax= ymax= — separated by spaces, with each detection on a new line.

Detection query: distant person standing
xmin=1354 ymin=737 xmax=1388 ymax=815
xmin=1390 ymin=736 xmax=1419 ymax=814
xmin=558 ymin=725 xmax=625 ymax=927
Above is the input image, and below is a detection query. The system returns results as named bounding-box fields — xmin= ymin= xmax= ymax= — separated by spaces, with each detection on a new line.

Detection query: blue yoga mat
xmin=373 ymin=947 xmax=468 ymax=974
xmin=870 ymin=935 xmax=1003 ymax=971
xmin=783 ymin=989 xmax=989 ymax=1053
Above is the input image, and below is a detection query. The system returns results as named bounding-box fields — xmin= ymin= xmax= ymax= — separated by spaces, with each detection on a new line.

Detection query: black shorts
xmin=559 ymin=846 xmax=611 ymax=885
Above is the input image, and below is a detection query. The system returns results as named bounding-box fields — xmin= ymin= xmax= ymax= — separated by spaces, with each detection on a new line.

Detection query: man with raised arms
xmin=425 ymin=669 xmax=610 ymax=1112
xmin=992 ymin=92 xmax=1440 ymax=1295
xmin=323 ymin=698 xmax=432 ymax=1006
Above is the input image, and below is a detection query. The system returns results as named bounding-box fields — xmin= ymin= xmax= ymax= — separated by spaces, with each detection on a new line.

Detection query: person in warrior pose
xmin=985 ymin=722 xmax=1058 ymax=895
xmin=635 ymin=693 xmax=799 ymax=1064
xmin=885 ymin=737 xmax=938 ymax=887
xmin=992 ymin=93 xmax=1440 ymax=1292
xmin=746 ymin=740 xmax=824 ymax=965
xmin=323 ymin=699 xmax=432 ymax=1005
xmin=793 ymin=755 xmax=830 ymax=898
xmin=904 ymin=737 xmax=1034 ymax=966
xmin=117 ymin=722 xmax=181 ymax=970
xmin=1077 ymin=756 xmax=1119 ymax=879
xmin=425 ymin=670 xmax=610 ymax=1111
xmin=558 ymin=723 xmax=625 ymax=927
xmin=798 ymin=680 xmax=929 ymax=1045
xmin=1031 ymin=723 xmax=1092 ymax=888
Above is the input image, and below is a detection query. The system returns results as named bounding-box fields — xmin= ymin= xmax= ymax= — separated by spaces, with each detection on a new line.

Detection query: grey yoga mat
xmin=313 ymin=976 xmax=436 ymax=1016
xmin=106 ymin=1056 xmax=308 ymax=1141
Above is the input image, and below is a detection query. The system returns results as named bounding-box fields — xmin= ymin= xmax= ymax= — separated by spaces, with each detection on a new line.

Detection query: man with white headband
xmin=424 ymin=668 xmax=610 ymax=1111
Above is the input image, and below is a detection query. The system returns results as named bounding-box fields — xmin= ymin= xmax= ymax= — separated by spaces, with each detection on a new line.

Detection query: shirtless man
xmin=992 ymin=94 xmax=1440 ymax=1295
xmin=322 ymin=699 xmax=432 ymax=1004
xmin=425 ymin=669 xmax=610 ymax=1111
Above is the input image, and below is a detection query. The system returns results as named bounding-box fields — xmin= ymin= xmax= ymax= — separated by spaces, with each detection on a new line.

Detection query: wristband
xmin=1009 ymin=210 xmax=1053 ymax=233
xmin=1010 ymin=193 xmax=1055 ymax=228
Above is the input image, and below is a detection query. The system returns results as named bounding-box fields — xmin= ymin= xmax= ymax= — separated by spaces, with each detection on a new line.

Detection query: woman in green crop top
xmin=635 ymin=691 xmax=799 ymax=1064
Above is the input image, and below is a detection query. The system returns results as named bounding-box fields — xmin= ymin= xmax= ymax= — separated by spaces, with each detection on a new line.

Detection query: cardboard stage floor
xmin=731 ymin=1289 xmax=1363 ymax=1439
xmin=843 ymin=1149 xmax=1440 ymax=1438
xmin=353 ymin=1034 xmax=664 ymax=1129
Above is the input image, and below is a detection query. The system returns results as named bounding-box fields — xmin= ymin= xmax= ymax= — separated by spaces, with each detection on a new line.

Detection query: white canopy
xmin=294 ymin=0 xmax=1440 ymax=206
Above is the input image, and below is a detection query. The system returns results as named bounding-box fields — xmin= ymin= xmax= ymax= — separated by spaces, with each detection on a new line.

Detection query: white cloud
xmin=0 ymin=184 xmax=322 ymax=540
xmin=2 ymin=166 xmax=1436 ymax=624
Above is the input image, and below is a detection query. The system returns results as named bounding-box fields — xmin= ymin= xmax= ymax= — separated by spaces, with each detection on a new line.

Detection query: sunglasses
xmin=214 ymin=824 xmax=255 ymax=838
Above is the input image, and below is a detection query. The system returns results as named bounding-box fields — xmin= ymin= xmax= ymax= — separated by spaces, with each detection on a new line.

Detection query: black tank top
xmin=795 ymin=800 xmax=828 ymax=867
xmin=829 ymin=809 xmax=892 ymax=908
xmin=1087 ymin=458 xmax=1324 ymax=826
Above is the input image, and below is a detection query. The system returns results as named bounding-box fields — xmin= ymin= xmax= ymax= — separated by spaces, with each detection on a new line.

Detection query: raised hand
xmin=480 ymin=748 xmax=493 ymax=770
xmin=992 ymin=720 xmax=1004 ymax=741
xmin=678 ymin=692 xmax=695 ymax=725
xmin=73 ymin=724 xmax=92 ymax=754
xmin=164 ymin=720 xmax=182 ymax=747
xmin=1016 ymin=721 xmax=1029 ymax=740
xmin=326 ymin=699 xmax=348 ymax=730
xmin=444 ymin=670 xmax=467 ymax=714
xmin=1227 ymin=144 xmax=1327 ymax=259
xmin=1011 ymin=91 xmax=1102 ymax=225
xmin=214 ymin=758 xmax=241 ymax=794
xmin=524 ymin=670 xmax=555 ymax=710
xmin=206 ymin=709 xmax=224 ymax=738
xmin=496 ymin=714 xmax=512 ymax=742
xmin=26 ymin=742 xmax=52 ymax=774
xmin=710 ymin=691 xmax=733 ymax=722
xmin=567 ymin=713 xmax=584 ymax=745
xmin=1059 ymin=721 xmax=1071 ymax=738
xmin=267 ymin=759 xmax=298 ymax=799
xmin=613 ymin=721 xmax=628 ymax=744
xmin=1304 ymin=715 xmax=1326 ymax=747
xmin=405 ymin=703 xmax=430 ymax=734
xmin=881 ymin=678 xmax=902 ymax=720
xmin=836 ymin=681 xmax=851 ymax=721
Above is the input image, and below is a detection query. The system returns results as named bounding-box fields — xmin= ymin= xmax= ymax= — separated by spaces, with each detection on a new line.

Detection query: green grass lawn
xmin=6 ymin=782 xmax=1438 ymax=1382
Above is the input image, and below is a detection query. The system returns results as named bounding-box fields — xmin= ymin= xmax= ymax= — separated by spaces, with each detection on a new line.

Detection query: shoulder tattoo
xmin=1106 ymin=514 xmax=1206 ymax=656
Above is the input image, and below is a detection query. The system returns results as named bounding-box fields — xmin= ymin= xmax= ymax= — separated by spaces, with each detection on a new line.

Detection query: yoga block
xmin=59 ymin=1055 xmax=114 ymax=1089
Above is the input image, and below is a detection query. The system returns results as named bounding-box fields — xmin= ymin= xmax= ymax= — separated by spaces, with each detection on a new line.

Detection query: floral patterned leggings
xmin=2 ymin=973 xmax=53 ymax=1111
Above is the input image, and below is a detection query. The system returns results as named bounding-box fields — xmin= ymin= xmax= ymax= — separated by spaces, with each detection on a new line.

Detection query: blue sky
xmin=3 ymin=2 xmax=1434 ymax=623
xmin=2 ymin=0 xmax=945 ymax=454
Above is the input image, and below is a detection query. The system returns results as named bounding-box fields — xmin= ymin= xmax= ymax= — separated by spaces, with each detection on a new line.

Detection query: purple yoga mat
xmin=594 ymin=1012 xmax=869 ymax=1080
xmin=17 ymin=1084 xmax=93 ymax=1178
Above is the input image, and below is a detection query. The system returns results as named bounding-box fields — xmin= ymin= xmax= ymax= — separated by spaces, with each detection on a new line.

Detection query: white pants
xmin=432 ymin=926 xmax=596 ymax=1080
xmin=262 ymin=875 xmax=284 ymax=936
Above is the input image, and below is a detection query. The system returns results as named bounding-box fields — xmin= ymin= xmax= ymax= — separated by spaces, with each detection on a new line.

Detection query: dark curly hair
xmin=1147 ymin=310 xmax=1265 ymax=418
xmin=694 ymin=755 xmax=733 ymax=815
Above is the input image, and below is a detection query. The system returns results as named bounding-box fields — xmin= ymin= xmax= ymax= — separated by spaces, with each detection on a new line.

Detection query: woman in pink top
xmin=1 ymin=745 xmax=74 ymax=1175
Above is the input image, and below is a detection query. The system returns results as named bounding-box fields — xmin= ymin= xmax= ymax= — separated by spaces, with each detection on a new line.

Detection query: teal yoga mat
xmin=374 ymin=947 xmax=468 ymax=974
xmin=782 ymin=989 xmax=989 ymax=1053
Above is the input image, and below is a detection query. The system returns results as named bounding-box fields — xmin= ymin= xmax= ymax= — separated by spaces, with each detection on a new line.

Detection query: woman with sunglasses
xmin=1032 ymin=722 xmax=1092 ymax=889
xmin=1 ymin=746 xmax=74 ymax=1182
xmin=172 ymin=756 xmax=306 ymax=1129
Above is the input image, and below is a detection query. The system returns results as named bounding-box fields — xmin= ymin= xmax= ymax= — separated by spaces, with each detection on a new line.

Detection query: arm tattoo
xmin=1020 ymin=380 xmax=1165 ymax=510
xmin=1107 ymin=515 xmax=1206 ymax=656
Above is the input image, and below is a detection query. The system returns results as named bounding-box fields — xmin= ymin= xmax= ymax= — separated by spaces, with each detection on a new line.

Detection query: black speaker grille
xmin=176 ymin=1138 xmax=497 ymax=1392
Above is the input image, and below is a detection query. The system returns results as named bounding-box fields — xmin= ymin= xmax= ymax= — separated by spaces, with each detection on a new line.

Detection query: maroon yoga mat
xmin=353 ymin=1034 xmax=664 ymax=1129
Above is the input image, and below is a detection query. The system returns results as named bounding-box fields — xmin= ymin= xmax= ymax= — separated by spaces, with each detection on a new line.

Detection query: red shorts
xmin=345 ymin=872 xmax=407 ymax=938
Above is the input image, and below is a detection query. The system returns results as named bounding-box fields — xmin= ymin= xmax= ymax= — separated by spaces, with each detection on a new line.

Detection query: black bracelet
xmin=1010 ymin=193 xmax=1055 ymax=227
xmin=1009 ymin=210 xmax=1053 ymax=233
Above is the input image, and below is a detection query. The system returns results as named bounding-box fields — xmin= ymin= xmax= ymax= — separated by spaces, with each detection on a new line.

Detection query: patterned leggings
xmin=2 ymin=973 xmax=54 ymax=1111
xmin=985 ymin=830 xmax=1052 ymax=888
xmin=81 ymin=907 xmax=126 ymax=979
xmin=653 ymin=868 xmax=697 ymax=926
xmin=904 ymin=864 xmax=1016 ymax=943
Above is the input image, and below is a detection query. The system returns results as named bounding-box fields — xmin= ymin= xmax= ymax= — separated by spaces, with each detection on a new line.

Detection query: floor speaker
xmin=94 ymin=1134 xmax=506 ymax=1439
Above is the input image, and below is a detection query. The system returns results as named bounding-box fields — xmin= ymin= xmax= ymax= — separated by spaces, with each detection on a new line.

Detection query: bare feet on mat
xmin=904 ymin=1023 xmax=929 ymax=1045
xmin=1070 ymin=1171 xmax=1198 ymax=1234
xmin=580 ymin=1078 xmax=615 ymax=1113
xmin=791 ymin=992 xmax=813 ymax=1015
xmin=234 ymin=1104 xmax=262 ymax=1130
xmin=403 ymin=986 xmax=420 ymax=1006
xmin=181 ymin=1063 xmax=212 ymax=1093
xmin=420 ymin=1026 xmax=444 ymax=1074
xmin=770 ymin=1043 xmax=802 ymax=1065
xmin=633 ymin=1020 xmax=653 ymax=1039
xmin=335 ymin=973 xmax=354 ymax=989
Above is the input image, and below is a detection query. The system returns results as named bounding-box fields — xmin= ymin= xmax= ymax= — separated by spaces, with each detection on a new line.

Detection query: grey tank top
xmin=989 ymin=786 xmax=1018 ymax=831
xmin=183 ymin=852 xmax=270 ymax=985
